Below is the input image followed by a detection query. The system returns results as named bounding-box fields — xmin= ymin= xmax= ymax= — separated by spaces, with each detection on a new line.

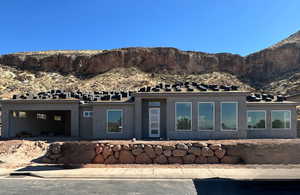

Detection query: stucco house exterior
xmin=0 ymin=82 xmax=298 ymax=140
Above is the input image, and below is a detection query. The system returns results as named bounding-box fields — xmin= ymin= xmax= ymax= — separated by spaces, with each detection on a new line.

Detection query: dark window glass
xmin=149 ymin=102 xmax=160 ymax=107
xmin=272 ymin=111 xmax=291 ymax=129
xmin=247 ymin=111 xmax=266 ymax=129
xmin=221 ymin=103 xmax=237 ymax=130
xmin=176 ymin=103 xmax=192 ymax=130
xmin=107 ymin=110 xmax=123 ymax=133
xmin=198 ymin=103 xmax=214 ymax=130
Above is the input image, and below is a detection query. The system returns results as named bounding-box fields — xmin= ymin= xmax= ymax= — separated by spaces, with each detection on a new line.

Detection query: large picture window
xmin=175 ymin=102 xmax=192 ymax=131
xmin=107 ymin=110 xmax=123 ymax=133
xmin=247 ymin=111 xmax=266 ymax=129
xmin=198 ymin=102 xmax=214 ymax=130
xmin=271 ymin=110 xmax=291 ymax=129
xmin=221 ymin=102 xmax=238 ymax=130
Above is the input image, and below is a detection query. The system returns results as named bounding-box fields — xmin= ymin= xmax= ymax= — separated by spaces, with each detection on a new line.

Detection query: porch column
xmin=134 ymin=97 xmax=142 ymax=139
xmin=70 ymin=107 xmax=80 ymax=137
xmin=238 ymin=100 xmax=248 ymax=139
xmin=165 ymin=98 xmax=172 ymax=140
xmin=1 ymin=105 xmax=10 ymax=138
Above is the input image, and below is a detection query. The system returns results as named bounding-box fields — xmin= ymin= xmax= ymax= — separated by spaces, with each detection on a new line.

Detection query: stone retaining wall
xmin=43 ymin=139 xmax=300 ymax=164
xmin=43 ymin=142 xmax=240 ymax=164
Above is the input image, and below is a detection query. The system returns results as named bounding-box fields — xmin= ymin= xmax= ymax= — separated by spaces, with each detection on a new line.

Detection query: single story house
xmin=0 ymin=82 xmax=298 ymax=140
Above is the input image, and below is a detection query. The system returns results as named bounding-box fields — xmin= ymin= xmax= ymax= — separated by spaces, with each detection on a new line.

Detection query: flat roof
xmin=247 ymin=101 xmax=298 ymax=106
xmin=134 ymin=91 xmax=249 ymax=97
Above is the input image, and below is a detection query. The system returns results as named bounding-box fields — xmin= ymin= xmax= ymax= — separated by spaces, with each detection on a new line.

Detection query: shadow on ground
xmin=193 ymin=178 xmax=300 ymax=195
xmin=16 ymin=165 xmax=65 ymax=172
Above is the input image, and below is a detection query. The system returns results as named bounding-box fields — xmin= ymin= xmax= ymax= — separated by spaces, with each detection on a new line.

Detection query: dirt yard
xmin=0 ymin=140 xmax=48 ymax=168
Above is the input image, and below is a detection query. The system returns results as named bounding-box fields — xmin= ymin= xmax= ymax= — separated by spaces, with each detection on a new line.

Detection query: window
xmin=54 ymin=115 xmax=62 ymax=121
xmin=198 ymin=102 xmax=214 ymax=130
xmin=271 ymin=110 xmax=291 ymax=129
xmin=149 ymin=101 xmax=160 ymax=107
xmin=37 ymin=113 xmax=47 ymax=120
xmin=83 ymin=111 xmax=93 ymax=118
xmin=107 ymin=110 xmax=123 ymax=133
xmin=19 ymin=112 xmax=27 ymax=118
xmin=247 ymin=111 xmax=266 ymax=129
xmin=12 ymin=112 xmax=17 ymax=118
xmin=175 ymin=102 xmax=192 ymax=131
xmin=221 ymin=102 xmax=238 ymax=130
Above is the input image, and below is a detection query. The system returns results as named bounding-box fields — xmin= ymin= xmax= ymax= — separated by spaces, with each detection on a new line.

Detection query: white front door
xmin=149 ymin=108 xmax=160 ymax=138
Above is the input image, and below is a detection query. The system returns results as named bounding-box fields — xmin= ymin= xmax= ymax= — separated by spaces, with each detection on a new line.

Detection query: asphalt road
xmin=0 ymin=178 xmax=300 ymax=195
xmin=0 ymin=178 xmax=197 ymax=195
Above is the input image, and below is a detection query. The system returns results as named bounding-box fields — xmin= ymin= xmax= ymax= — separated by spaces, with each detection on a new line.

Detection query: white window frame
xmin=197 ymin=102 xmax=215 ymax=131
xmin=247 ymin=110 xmax=266 ymax=130
xmin=148 ymin=107 xmax=160 ymax=137
xmin=83 ymin=111 xmax=93 ymax=118
xmin=37 ymin=113 xmax=47 ymax=120
xmin=175 ymin=102 xmax=192 ymax=131
xmin=271 ymin=110 xmax=291 ymax=130
xmin=106 ymin=109 xmax=123 ymax=133
xmin=220 ymin=102 xmax=238 ymax=131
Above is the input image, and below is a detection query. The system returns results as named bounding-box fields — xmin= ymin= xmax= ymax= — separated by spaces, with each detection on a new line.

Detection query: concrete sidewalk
xmin=0 ymin=168 xmax=13 ymax=177
xmin=8 ymin=165 xmax=300 ymax=180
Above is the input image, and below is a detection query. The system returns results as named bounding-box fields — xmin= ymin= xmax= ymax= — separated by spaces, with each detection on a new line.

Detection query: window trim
xmin=271 ymin=110 xmax=291 ymax=130
xmin=83 ymin=111 xmax=93 ymax=118
xmin=106 ymin=109 xmax=123 ymax=134
xmin=247 ymin=110 xmax=266 ymax=130
xmin=175 ymin=102 xmax=193 ymax=131
xmin=220 ymin=102 xmax=238 ymax=131
xmin=197 ymin=102 xmax=215 ymax=131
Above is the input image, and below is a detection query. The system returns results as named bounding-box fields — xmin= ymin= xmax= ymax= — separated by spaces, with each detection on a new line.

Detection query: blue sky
xmin=0 ymin=0 xmax=299 ymax=56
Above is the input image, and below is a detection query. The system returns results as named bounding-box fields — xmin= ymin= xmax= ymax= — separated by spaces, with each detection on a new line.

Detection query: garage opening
xmin=10 ymin=110 xmax=71 ymax=137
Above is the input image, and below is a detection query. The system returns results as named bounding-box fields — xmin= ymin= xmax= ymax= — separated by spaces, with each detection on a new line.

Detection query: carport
xmin=10 ymin=110 xmax=71 ymax=137
xmin=0 ymin=100 xmax=79 ymax=138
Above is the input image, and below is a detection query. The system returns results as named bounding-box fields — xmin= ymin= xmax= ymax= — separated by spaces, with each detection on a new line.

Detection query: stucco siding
xmin=93 ymin=104 xmax=134 ymax=139
xmin=79 ymin=106 xmax=93 ymax=139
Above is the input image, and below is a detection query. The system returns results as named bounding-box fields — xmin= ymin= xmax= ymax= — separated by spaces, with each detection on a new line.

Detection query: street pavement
xmin=0 ymin=178 xmax=300 ymax=195
xmin=1 ymin=165 xmax=300 ymax=195
xmin=0 ymin=178 xmax=197 ymax=195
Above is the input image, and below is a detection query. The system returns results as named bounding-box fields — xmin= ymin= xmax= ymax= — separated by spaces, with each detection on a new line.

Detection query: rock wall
xmin=43 ymin=142 xmax=240 ymax=164
xmin=43 ymin=140 xmax=300 ymax=165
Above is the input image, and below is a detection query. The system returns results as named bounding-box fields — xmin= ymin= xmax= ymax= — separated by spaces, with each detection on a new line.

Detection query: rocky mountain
xmin=0 ymin=30 xmax=300 ymax=98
